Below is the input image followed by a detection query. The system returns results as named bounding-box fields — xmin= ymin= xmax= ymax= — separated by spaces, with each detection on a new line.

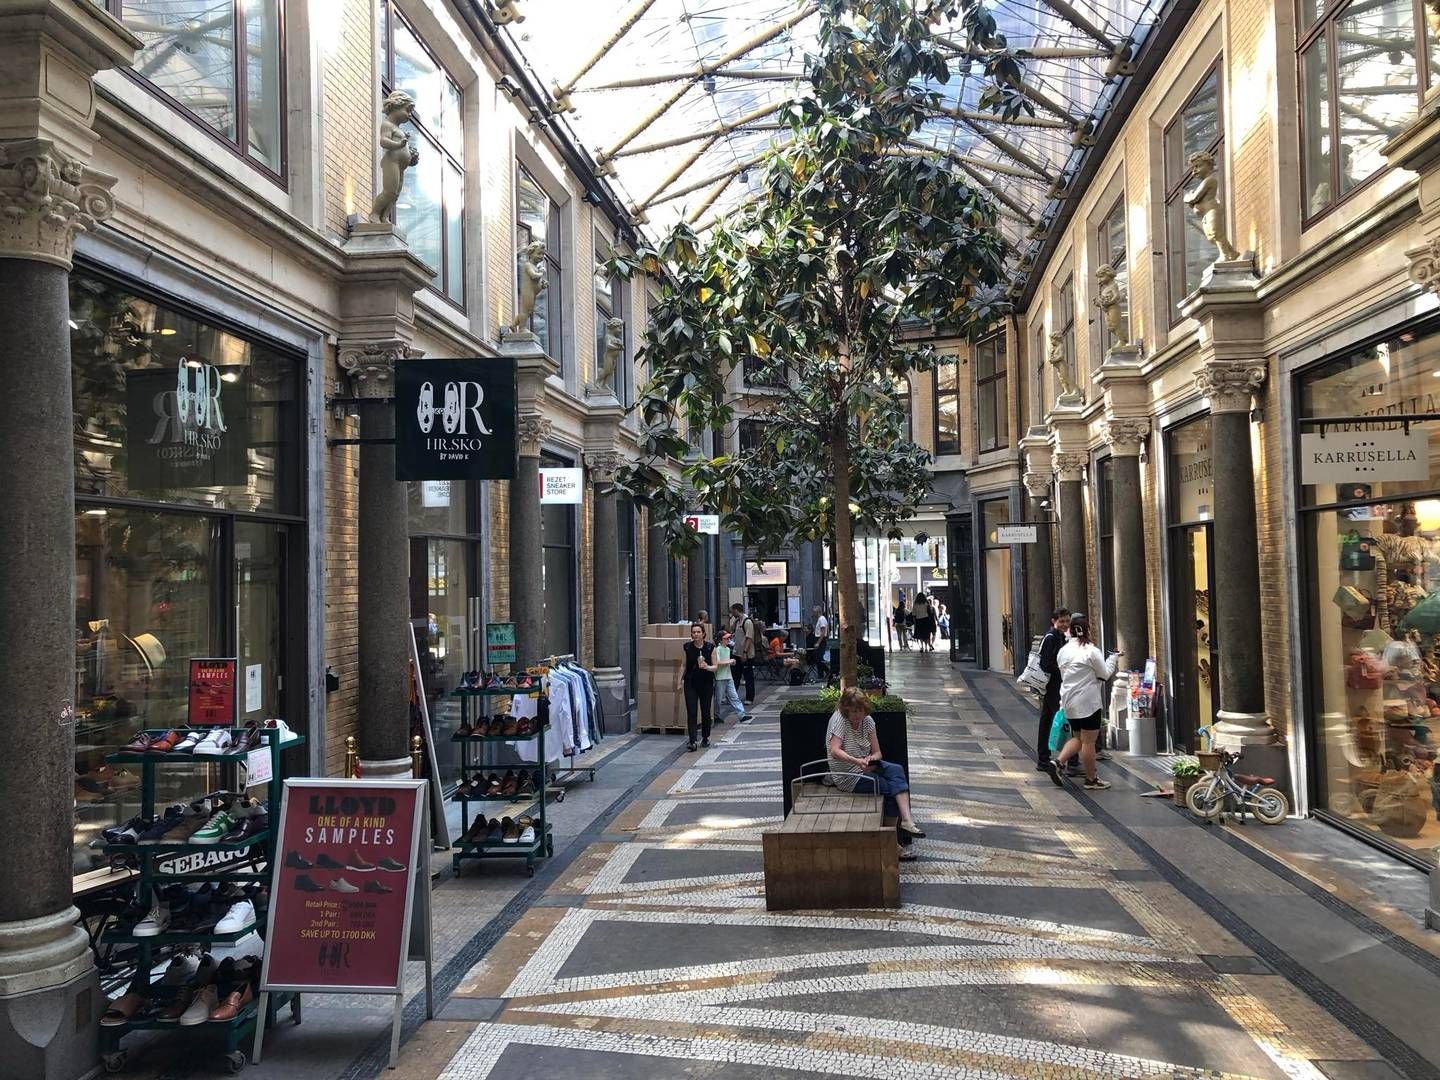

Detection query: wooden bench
xmin=761 ymin=786 xmax=900 ymax=911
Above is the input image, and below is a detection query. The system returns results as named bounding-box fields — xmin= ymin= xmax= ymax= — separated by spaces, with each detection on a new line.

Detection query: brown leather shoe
xmin=474 ymin=719 xmax=491 ymax=736
xmin=146 ymin=730 xmax=183 ymax=754
xmin=500 ymin=770 xmax=519 ymax=797
xmin=500 ymin=816 xmax=519 ymax=844
xmin=502 ymin=718 xmax=519 ymax=737
xmin=122 ymin=732 xmax=156 ymax=754
xmin=463 ymin=815 xmax=487 ymax=843
xmin=517 ymin=771 xmax=536 ymax=796
xmin=208 ymin=982 xmax=253 ymax=1022
xmin=485 ymin=773 xmax=503 ymax=796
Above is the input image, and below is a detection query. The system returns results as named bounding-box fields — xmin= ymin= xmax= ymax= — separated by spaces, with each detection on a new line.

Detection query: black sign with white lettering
xmin=395 ymin=358 xmax=516 ymax=481
xmin=125 ymin=361 xmax=249 ymax=489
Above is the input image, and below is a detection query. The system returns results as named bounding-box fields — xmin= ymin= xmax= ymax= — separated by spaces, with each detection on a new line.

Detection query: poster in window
xmin=395 ymin=359 xmax=516 ymax=481
xmin=126 ymin=360 xmax=249 ymax=488
xmin=189 ymin=658 xmax=237 ymax=727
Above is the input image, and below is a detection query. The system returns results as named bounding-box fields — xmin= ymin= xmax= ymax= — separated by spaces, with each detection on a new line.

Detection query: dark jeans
xmin=683 ymin=679 xmax=713 ymax=743
xmin=738 ymin=657 xmax=755 ymax=702
xmin=1038 ymin=690 xmax=1059 ymax=763
xmin=851 ymin=760 xmax=908 ymax=820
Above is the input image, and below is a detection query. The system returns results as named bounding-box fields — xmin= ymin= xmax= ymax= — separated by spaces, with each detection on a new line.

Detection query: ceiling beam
xmin=936 ymin=36 xmax=1110 ymax=60
xmin=928 ymin=101 xmax=1074 ymax=130
xmin=892 ymin=145 xmax=1037 ymax=225
xmin=549 ymin=0 xmax=659 ymax=111
xmin=644 ymin=147 xmax=777 ymax=210
xmin=904 ymin=139 xmax=1048 ymax=183
xmin=583 ymin=66 xmax=806 ymax=91
xmin=686 ymin=171 xmax=741 ymax=224
xmin=1017 ymin=80 xmax=1084 ymax=125
xmin=1036 ymin=0 xmax=1115 ymax=50
xmin=615 ymin=100 xmax=787 ymax=158
xmin=960 ymin=120 xmax=1055 ymax=182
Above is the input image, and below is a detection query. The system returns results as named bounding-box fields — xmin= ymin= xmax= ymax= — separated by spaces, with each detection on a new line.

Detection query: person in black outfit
xmin=679 ymin=622 xmax=717 ymax=752
xmin=1036 ymin=608 xmax=1071 ymax=770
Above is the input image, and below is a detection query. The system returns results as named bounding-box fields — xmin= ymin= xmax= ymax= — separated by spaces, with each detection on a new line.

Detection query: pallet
xmin=638 ymin=725 xmax=687 ymax=735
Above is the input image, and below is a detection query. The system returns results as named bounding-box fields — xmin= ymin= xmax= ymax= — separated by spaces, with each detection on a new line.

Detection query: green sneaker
xmin=192 ymin=810 xmax=234 ymax=845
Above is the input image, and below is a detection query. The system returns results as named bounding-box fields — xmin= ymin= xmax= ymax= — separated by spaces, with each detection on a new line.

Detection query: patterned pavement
xmin=408 ymin=657 xmax=1421 ymax=1080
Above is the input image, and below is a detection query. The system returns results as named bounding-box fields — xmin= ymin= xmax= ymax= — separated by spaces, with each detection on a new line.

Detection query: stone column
xmin=0 ymin=6 xmax=137 ymax=1077
xmin=646 ymin=510 xmax=669 ymax=623
xmin=687 ymin=550 xmax=706 ymax=623
xmin=511 ymin=412 xmax=550 ymax=667
xmin=1020 ymin=431 xmax=1055 ymax=637
xmin=1198 ymin=359 xmax=1272 ymax=745
xmin=1052 ymin=452 xmax=1089 ymax=612
xmin=586 ymin=450 xmax=629 ymax=732
xmin=713 ymin=534 xmax=730 ymax=632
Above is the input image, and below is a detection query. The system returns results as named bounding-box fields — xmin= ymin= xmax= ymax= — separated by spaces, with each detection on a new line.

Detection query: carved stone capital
xmin=1195 ymin=358 xmax=1266 ymax=415
xmin=1052 ymin=452 xmax=1088 ymax=482
xmin=1102 ymin=416 xmax=1151 ymax=455
xmin=0 ymin=139 xmax=117 ymax=268
xmin=1407 ymin=235 xmax=1440 ymax=295
xmin=337 ymin=339 xmax=420 ymax=399
xmin=585 ymin=450 xmax=624 ymax=485
xmin=1022 ymin=470 xmax=1052 ymax=499
xmin=517 ymin=412 xmax=552 ymax=456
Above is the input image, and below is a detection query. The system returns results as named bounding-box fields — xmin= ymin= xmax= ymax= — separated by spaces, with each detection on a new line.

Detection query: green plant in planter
xmin=1171 ymin=757 xmax=1203 ymax=779
xmin=782 ymin=695 xmax=906 ymax=717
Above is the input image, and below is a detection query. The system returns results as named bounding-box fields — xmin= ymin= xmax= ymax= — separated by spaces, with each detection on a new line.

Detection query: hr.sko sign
xmin=1299 ymin=429 xmax=1429 ymax=485
xmin=395 ymin=359 xmax=516 ymax=481
xmin=126 ymin=358 xmax=248 ymax=488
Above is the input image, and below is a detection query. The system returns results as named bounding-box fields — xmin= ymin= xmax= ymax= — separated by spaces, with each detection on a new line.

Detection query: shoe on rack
xmin=135 ymin=806 xmax=187 ymax=844
xmin=220 ymin=813 xmax=267 ymax=844
xmin=484 ymin=819 xmax=503 ymax=843
xmin=100 ymin=989 xmax=150 ymax=1027
xmin=146 ymin=730 xmax=183 ymax=754
xmin=500 ymin=817 xmax=519 ymax=844
xmin=377 ymin=856 xmax=405 ymax=872
xmin=463 ymin=815 xmax=487 ymax=843
xmin=191 ymin=810 xmax=235 ymax=845
xmin=500 ymin=771 xmax=519 ymax=797
xmin=232 ymin=721 xmax=263 ymax=755
xmin=132 ymin=894 xmax=170 ymax=937
xmin=314 ymin=852 xmax=345 ymax=870
xmin=284 ymin=850 xmax=312 ymax=870
xmin=517 ymin=771 xmax=536 ymax=796
xmin=363 ymin=879 xmax=393 ymax=895
xmin=294 ymin=875 xmax=325 ymax=893
xmin=485 ymin=774 xmax=503 ymax=797
xmin=121 ymin=732 xmax=156 ymax=754
xmin=454 ymin=720 xmax=473 ymax=739
xmin=159 ymin=952 xmax=201 ymax=986
xmin=172 ymin=730 xmax=205 ymax=753
xmin=102 ymin=815 xmax=148 ymax=844
xmin=347 ymin=848 xmax=376 ymax=872
xmin=193 ymin=729 xmax=234 ymax=756
xmin=516 ymin=717 xmax=534 ymax=736
xmin=261 ymin=717 xmax=296 ymax=744
xmin=178 ymin=985 xmax=220 ymax=1026
xmin=329 ymin=877 xmax=359 ymax=894
xmin=1082 ymin=778 xmax=1112 ymax=790
xmin=516 ymin=817 xmax=536 ymax=846
xmin=155 ymin=987 xmax=196 ymax=1023
xmin=215 ymin=900 xmax=256 ymax=935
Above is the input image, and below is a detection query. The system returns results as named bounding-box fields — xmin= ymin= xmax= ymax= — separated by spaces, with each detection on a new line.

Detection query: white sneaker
xmin=329 ymin=877 xmax=359 ymax=894
xmin=178 ymin=985 xmax=219 ymax=1026
xmin=133 ymin=895 xmax=170 ymax=937
xmin=194 ymin=730 xmax=234 ymax=755
xmin=159 ymin=952 xmax=200 ymax=985
xmin=518 ymin=824 xmax=536 ymax=845
xmin=261 ymin=718 xmax=295 ymax=744
xmin=172 ymin=731 xmax=205 ymax=753
xmin=215 ymin=900 xmax=255 ymax=935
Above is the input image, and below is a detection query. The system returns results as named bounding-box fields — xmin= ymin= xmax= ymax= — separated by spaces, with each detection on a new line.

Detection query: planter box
xmin=779 ymin=698 xmax=908 ymax=817
xmin=1172 ymin=775 xmax=1200 ymax=806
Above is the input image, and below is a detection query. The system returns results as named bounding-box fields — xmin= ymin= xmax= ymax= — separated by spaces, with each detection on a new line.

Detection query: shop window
xmin=541 ymin=454 xmax=578 ymax=658
xmin=517 ymin=166 xmax=566 ymax=367
xmin=1300 ymin=0 xmax=1430 ymax=220
xmin=1096 ymin=455 xmax=1117 ymax=654
xmin=935 ymin=356 xmax=962 ymax=456
xmin=593 ymin=228 xmax=628 ymax=403
xmin=1097 ymin=196 xmax=1129 ymax=354
xmin=1054 ymin=277 xmax=1076 ymax=391
xmin=980 ymin=499 xmax=1015 ymax=673
xmin=975 ymin=331 xmax=1008 ymax=452
xmin=1166 ymin=416 xmax=1216 ymax=752
xmin=99 ymin=0 xmax=284 ymax=176
xmin=1164 ymin=69 xmax=1224 ymax=320
xmin=380 ymin=1 xmax=465 ymax=305
xmin=1298 ymin=326 xmax=1440 ymax=866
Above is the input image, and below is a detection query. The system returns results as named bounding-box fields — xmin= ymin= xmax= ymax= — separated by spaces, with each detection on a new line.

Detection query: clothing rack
xmin=536 ymin=654 xmax=602 ymax=787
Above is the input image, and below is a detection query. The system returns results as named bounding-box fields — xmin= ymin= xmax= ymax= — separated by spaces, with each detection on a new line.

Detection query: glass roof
xmin=506 ymin=0 xmax=1161 ymax=273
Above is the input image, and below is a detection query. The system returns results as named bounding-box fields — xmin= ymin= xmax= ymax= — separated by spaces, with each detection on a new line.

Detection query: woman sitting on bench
xmin=826 ymin=688 xmax=925 ymax=844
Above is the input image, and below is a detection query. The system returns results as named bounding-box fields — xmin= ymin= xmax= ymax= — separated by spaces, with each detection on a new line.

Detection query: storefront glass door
xmin=1166 ymin=416 xmax=1217 ymax=752
xmin=235 ymin=520 xmax=286 ymax=722
xmin=947 ymin=514 xmax=977 ymax=662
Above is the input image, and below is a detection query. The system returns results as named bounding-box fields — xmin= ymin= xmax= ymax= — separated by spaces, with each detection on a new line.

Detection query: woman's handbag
xmin=1345 ymin=651 xmax=1383 ymax=690
xmin=1047 ymin=709 xmax=1071 ymax=753
xmin=1333 ymin=585 xmax=1373 ymax=621
xmin=1340 ymin=531 xmax=1376 ymax=571
xmin=1018 ymin=641 xmax=1050 ymax=696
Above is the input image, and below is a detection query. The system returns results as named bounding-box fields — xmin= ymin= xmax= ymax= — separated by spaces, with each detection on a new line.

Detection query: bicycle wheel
xmin=1252 ymin=786 xmax=1289 ymax=825
xmin=1185 ymin=777 xmax=1225 ymax=819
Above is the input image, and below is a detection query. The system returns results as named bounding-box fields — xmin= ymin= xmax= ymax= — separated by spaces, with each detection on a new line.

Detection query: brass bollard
xmin=344 ymin=735 xmax=358 ymax=779
xmin=411 ymin=734 xmax=423 ymax=778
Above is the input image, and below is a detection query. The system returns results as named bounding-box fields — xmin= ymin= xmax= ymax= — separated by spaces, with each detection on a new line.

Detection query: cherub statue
xmin=1047 ymin=331 xmax=1078 ymax=400
xmin=1183 ymin=151 xmax=1240 ymax=263
xmin=508 ymin=240 xmax=548 ymax=334
xmin=594 ymin=316 xmax=624 ymax=390
xmin=1095 ymin=264 xmax=1126 ymax=344
xmin=369 ymin=90 xmax=419 ymax=225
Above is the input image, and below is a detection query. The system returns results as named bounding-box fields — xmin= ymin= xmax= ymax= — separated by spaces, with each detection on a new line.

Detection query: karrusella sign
xmin=1299 ymin=430 xmax=1429 ymax=485
xmin=395 ymin=358 xmax=516 ymax=481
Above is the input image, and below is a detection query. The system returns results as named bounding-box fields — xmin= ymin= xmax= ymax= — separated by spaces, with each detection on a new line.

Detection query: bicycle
xmin=1184 ymin=726 xmax=1289 ymax=825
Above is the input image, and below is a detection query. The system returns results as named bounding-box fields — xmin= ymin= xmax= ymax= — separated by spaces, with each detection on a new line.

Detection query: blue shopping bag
xmin=1047 ymin=708 xmax=1071 ymax=753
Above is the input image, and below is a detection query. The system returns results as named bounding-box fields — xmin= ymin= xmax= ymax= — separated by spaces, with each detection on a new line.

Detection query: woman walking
xmin=893 ymin=595 xmax=910 ymax=651
xmin=678 ymin=622 xmax=717 ymax=751
xmin=826 ymin=688 xmax=924 ymax=858
xmin=912 ymin=592 xmax=934 ymax=652
xmin=1045 ymin=614 xmax=1118 ymax=790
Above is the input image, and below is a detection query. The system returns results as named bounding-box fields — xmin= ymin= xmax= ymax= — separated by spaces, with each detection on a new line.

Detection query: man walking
xmin=811 ymin=604 xmax=831 ymax=682
xmin=731 ymin=602 xmax=757 ymax=704
xmin=1037 ymin=608 xmax=1070 ymax=771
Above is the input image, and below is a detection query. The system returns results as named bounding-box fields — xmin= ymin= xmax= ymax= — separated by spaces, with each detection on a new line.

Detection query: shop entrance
xmin=748 ymin=587 xmax=783 ymax=626
xmin=1167 ymin=416 xmax=1218 ymax=751
xmin=981 ymin=499 xmax=1015 ymax=673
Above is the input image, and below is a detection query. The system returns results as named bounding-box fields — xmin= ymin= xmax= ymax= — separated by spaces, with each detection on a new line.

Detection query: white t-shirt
xmin=814 ymin=615 xmax=830 ymax=642
xmin=1057 ymin=640 xmax=1118 ymax=719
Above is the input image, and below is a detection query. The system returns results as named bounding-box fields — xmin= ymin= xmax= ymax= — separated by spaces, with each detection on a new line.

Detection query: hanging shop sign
xmin=684 ymin=513 xmax=720 ymax=534
xmin=539 ymin=467 xmax=584 ymax=504
xmin=188 ymin=658 xmax=237 ymax=726
xmin=126 ymin=359 xmax=249 ymax=488
xmin=395 ymin=358 xmax=516 ymax=481
xmin=1299 ymin=430 xmax=1429 ymax=485
xmin=486 ymin=622 xmax=517 ymax=666
xmin=255 ymin=778 xmax=432 ymax=1069
xmin=995 ymin=525 xmax=1037 ymax=544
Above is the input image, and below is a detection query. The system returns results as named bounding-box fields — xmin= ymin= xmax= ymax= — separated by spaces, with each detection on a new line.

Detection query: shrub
xmin=1171 ymin=756 xmax=1203 ymax=778
xmin=781 ymin=695 xmax=907 ymax=717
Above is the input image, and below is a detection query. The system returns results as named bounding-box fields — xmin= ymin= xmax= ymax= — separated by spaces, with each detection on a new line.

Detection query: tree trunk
xmin=831 ymin=426 xmax=860 ymax=688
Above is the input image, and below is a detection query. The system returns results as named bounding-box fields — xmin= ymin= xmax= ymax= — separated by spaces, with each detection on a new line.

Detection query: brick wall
xmin=488 ymin=479 xmax=510 ymax=623
xmin=321 ymin=0 xmax=374 ymax=238
xmin=324 ymin=411 xmax=359 ymax=777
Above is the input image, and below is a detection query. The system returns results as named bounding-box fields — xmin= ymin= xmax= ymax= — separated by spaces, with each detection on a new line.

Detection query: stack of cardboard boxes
xmin=636 ymin=623 xmax=690 ymax=730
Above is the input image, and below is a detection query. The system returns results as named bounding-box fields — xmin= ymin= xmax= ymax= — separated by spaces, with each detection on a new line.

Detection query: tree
xmin=611 ymin=0 xmax=1013 ymax=686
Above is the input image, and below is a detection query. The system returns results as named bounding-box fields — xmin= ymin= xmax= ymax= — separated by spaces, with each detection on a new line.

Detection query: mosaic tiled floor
xmin=423 ymin=659 xmax=1408 ymax=1080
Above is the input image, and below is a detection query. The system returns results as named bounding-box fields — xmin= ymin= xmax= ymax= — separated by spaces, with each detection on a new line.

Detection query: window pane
xmin=1104 ymin=201 xmax=1125 ymax=264
xmin=994 ymin=373 xmax=1008 ymax=446
xmin=979 ymin=383 xmax=995 ymax=450
xmin=392 ymin=16 xmax=446 ymax=137
xmin=1181 ymin=71 xmax=1219 ymax=162
xmin=124 ymin=0 xmax=237 ymax=141
xmin=245 ymin=0 xmax=282 ymax=170
xmin=444 ymin=160 xmax=464 ymax=303
xmin=976 ymin=339 xmax=994 ymax=379
xmin=1336 ymin=0 xmax=1418 ymax=196
xmin=1302 ymin=38 xmax=1332 ymax=215
xmin=936 ymin=394 xmax=960 ymax=454
xmin=545 ymin=254 xmax=564 ymax=360
xmin=442 ymin=78 xmax=462 ymax=146
xmin=397 ymin=136 xmax=443 ymax=284
xmin=517 ymin=167 xmax=550 ymax=246
xmin=407 ymin=480 xmax=469 ymax=534
xmin=1299 ymin=0 xmax=1326 ymax=33
xmin=1169 ymin=177 xmax=1218 ymax=309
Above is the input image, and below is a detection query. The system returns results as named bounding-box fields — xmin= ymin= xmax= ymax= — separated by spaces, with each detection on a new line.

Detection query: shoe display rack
xmin=450 ymin=684 xmax=555 ymax=876
xmin=96 ymin=726 xmax=304 ymax=1075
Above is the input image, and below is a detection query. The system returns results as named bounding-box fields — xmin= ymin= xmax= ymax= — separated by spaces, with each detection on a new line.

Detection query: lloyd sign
xmin=126 ymin=359 xmax=248 ymax=488
xmin=1299 ymin=430 xmax=1429 ymax=485
xmin=395 ymin=359 xmax=516 ymax=481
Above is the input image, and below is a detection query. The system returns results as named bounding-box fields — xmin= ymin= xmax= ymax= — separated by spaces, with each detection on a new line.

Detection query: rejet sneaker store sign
xmin=126 ymin=359 xmax=249 ymax=488
xmin=395 ymin=359 xmax=517 ymax=481
xmin=1299 ymin=429 xmax=1429 ymax=485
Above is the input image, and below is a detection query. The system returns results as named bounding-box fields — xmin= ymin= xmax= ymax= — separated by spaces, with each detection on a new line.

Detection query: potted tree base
xmin=1172 ymin=757 xmax=1203 ymax=806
